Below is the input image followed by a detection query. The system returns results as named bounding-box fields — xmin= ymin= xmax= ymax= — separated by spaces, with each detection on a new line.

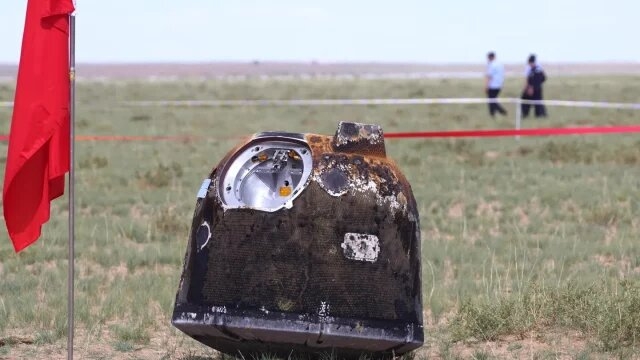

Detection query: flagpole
xmin=67 ymin=13 xmax=76 ymax=360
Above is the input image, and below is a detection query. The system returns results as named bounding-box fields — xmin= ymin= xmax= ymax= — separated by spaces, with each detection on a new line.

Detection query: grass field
xmin=0 ymin=75 xmax=639 ymax=359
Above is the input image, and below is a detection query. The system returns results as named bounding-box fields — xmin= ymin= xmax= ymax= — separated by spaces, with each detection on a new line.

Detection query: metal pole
xmin=67 ymin=13 xmax=76 ymax=360
xmin=515 ymin=98 xmax=522 ymax=141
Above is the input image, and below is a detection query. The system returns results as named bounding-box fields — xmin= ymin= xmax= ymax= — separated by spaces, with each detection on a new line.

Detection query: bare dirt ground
xmin=0 ymin=61 xmax=639 ymax=80
xmin=2 ymin=328 xmax=636 ymax=360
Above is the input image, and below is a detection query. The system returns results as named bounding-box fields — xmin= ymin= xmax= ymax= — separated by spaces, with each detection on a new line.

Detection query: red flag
xmin=3 ymin=0 xmax=75 ymax=252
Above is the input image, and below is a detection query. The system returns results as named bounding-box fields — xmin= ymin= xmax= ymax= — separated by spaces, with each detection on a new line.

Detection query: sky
xmin=0 ymin=0 xmax=638 ymax=64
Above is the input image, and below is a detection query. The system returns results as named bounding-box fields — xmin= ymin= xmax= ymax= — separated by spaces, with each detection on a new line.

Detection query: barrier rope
xmin=1 ymin=98 xmax=640 ymax=109
xmin=118 ymin=98 xmax=640 ymax=109
xmin=1 ymin=125 xmax=639 ymax=142
xmin=384 ymin=125 xmax=640 ymax=138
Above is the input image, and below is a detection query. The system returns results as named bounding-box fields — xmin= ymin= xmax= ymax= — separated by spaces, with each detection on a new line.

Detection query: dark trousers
xmin=487 ymin=88 xmax=507 ymax=116
xmin=521 ymin=88 xmax=547 ymax=118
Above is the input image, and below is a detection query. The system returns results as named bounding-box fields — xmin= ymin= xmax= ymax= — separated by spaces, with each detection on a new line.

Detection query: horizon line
xmin=1 ymin=60 xmax=639 ymax=66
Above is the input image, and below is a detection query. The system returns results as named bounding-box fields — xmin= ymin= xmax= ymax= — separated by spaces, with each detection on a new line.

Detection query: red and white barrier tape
xmin=1 ymin=125 xmax=639 ymax=142
xmin=384 ymin=125 xmax=640 ymax=138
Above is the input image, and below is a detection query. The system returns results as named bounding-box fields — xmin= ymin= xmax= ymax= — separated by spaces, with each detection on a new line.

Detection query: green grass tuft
xmin=113 ymin=340 xmax=135 ymax=352
xmin=33 ymin=330 xmax=58 ymax=345
xmin=112 ymin=323 xmax=151 ymax=345
xmin=450 ymin=279 xmax=640 ymax=350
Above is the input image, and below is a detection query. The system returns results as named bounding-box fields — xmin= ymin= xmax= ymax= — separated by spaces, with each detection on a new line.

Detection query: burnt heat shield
xmin=172 ymin=122 xmax=423 ymax=357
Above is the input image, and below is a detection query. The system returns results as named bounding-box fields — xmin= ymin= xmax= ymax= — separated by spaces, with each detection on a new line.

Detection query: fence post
xmin=515 ymin=98 xmax=522 ymax=141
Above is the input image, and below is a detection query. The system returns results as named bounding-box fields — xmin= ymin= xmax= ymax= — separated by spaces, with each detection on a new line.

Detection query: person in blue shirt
xmin=521 ymin=54 xmax=547 ymax=118
xmin=485 ymin=51 xmax=508 ymax=117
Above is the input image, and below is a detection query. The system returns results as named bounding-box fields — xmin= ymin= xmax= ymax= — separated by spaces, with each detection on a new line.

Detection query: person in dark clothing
xmin=485 ymin=51 xmax=508 ymax=117
xmin=521 ymin=54 xmax=547 ymax=118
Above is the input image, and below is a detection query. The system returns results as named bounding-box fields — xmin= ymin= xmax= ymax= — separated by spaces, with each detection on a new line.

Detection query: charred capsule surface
xmin=172 ymin=122 xmax=423 ymax=358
